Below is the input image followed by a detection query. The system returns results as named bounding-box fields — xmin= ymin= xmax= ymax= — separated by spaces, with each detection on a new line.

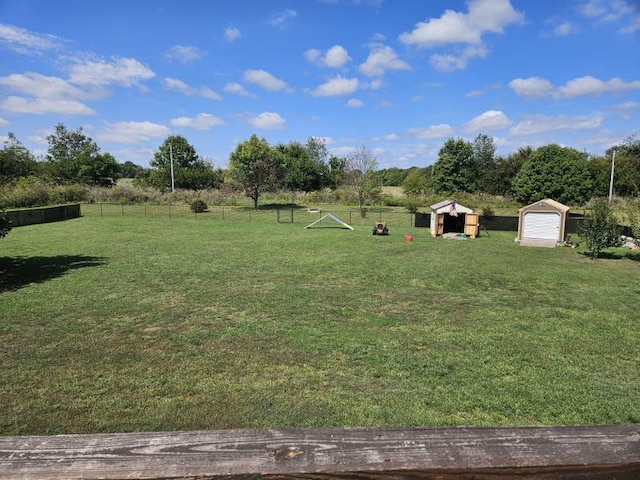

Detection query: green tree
xmin=492 ymin=146 xmax=532 ymax=196
xmin=473 ymin=133 xmax=497 ymax=193
xmin=512 ymin=144 xmax=592 ymax=205
xmin=345 ymin=145 xmax=379 ymax=218
xmin=46 ymin=123 xmax=119 ymax=186
xmin=148 ymin=135 xmax=220 ymax=190
xmin=120 ymin=161 xmax=146 ymax=179
xmin=327 ymin=154 xmax=347 ymax=189
xmin=228 ymin=134 xmax=281 ymax=209
xmin=402 ymin=169 xmax=430 ymax=196
xmin=0 ymin=133 xmax=38 ymax=184
xmin=432 ymin=138 xmax=476 ymax=194
xmin=278 ymin=138 xmax=329 ymax=200
xmin=606 ymin=136 xmax=640 ymax=197
xmin=0 ymin=210 xmax=11 ymax=239
xmin=579 ymin=197 xmax=622 ymax=258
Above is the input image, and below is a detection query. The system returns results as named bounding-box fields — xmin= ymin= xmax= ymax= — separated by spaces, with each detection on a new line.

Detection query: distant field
xmin=1 ymin=213 xmax=639 ymax=435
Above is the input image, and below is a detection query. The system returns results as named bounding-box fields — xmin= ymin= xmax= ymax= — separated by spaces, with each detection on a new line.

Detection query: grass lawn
xmin=1 ymin=210 xmax=639 ymax=435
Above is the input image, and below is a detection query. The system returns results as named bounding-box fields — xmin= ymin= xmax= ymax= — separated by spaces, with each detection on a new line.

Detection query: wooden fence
xmin=1 ymin=424 xmax=639 ymax=479
xmin=5 ymin=203 xmax=81 ymax=227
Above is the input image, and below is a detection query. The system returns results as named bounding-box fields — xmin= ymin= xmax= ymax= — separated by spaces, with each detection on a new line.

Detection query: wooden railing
xmin=1 ymin=424 xmax=639 ymax=479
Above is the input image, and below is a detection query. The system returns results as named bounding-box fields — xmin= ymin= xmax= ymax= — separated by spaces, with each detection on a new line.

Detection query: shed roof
xmin=519 ymin=198 xmax=570 ymax=213
xmin=430 ymin=199 xmax=474 ymax=214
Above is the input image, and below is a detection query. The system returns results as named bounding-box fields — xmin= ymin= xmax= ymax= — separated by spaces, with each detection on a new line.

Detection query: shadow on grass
xmin=0 ymin=255 xmax=107 ymax=293
xmin=580 ymin=250 xmax=640 ymax=261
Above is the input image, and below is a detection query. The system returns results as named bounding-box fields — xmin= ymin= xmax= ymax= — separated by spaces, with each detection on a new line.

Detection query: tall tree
xmin=345 ymin=145 xmax=379 ymax=218
xmin=46 ymin=123 xmax=119 ymax=186
xmin=492 ymin=146 xmax=533 ymax=196
xmin=278 ymin=138 xmax=329 ymax=199
xmin=148 ymin=135 xmax=220 ymax=190
xmin=0 ymin=133 xmax=38 ymax=184
xmin=473 ymin=133 xmax=497 ymax=193
xmin=228 ymin=134 xmax=281 ymax=209
xmin=606 ymin=135 xmax=640 ymax=197
xmin=512 ymin=144 xmax=592 ymax=205
xmin=432 ymin=138 xmax=476 ymax=194
xmin=327 ymin=154 xmax=347 ymax=189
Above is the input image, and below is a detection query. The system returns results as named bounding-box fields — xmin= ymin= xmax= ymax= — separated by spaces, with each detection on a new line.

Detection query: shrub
xmin=0 ymin=210 xmax=11 ymax=239
xmin=190 ymin=199 xmax=208 ymax=213
xmin=481 ymin=205 xmax=495 ymax=218
xmin=579 ymin=197 xmax=622 ymax=258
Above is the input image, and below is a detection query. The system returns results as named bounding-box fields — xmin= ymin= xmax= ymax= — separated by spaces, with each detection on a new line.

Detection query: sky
xmin=0 ymin=0 xmax=639 ymax=170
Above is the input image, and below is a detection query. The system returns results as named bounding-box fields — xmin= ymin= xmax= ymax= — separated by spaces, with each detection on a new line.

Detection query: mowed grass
xmin=1 ymin=211 xmax=639 ymax=435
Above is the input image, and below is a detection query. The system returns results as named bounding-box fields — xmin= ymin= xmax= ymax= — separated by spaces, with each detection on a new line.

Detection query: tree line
xmin=1 ymin=123 xmax=639 ymax=210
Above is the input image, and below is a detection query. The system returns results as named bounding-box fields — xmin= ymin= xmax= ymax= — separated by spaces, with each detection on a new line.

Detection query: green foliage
xmin=278 ymin=138 xmax=330 ymax=195
xmin=512 ymin=144 xmax=592 ymax=205
xmin=190 ymin=199 xmax=208 ymax=213
xmin=0 ymin=177 xmax=90 ymax=208
xmin=0 ymin=133 xmax=39 ymax=184
xmin=147 ymin=135 xmax=221 ymax=190
xmin=579 ymin=198 xmax=623 ymax=258
xmin=606 ymin=136 xmax=640 ymax=197
xmin=0 ymin=210 xmax=11 ymax=239
xmin=627 ymin=198 xmax=640 ymax=244
xmin=345 ymin=145 xmax=379 ymax=217
xmin=46 ymin=123 xmax=120 ymax=186
xmin=432 ymin=138 xmax=477 ymax=194
xmin=481 ymin=205 xmax=495 ymax=218
xmin=402 ymin=169 xmax=430 ymax=196
xmin=228 ymin=134 xmax=281 ymax=209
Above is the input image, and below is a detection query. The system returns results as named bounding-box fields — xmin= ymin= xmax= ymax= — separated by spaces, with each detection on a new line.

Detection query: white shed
xmin=430 ymin=199 xmax=479 ymax=238
xmin=517 ymin=198 xmax=570 ymax=247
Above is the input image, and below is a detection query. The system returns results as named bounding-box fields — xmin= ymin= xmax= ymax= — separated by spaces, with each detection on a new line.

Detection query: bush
xmin=579 ymin=198 xmax=622 ymax=258
xmin=0 ymin=210 xmax=11 ymax=239
xmin=190 ymin=199 xmax=208 ymax=213
xmin=481 ymin=205 xmax=495 ymax=218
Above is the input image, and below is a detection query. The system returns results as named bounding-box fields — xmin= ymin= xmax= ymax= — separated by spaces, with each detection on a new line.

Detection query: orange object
xmin=404 ymin=233 xmax=413 ymax=242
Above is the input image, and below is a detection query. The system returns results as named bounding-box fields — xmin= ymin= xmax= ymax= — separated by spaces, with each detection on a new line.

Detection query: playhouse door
xmin=464 ymin=213 xmax=479 ymax=238
xmin=436 ymin=213 xmax=444 ymax=236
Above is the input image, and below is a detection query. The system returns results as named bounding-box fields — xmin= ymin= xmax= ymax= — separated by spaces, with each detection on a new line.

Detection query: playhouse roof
xmin=430 ymin=199 xmax=474 ymax=214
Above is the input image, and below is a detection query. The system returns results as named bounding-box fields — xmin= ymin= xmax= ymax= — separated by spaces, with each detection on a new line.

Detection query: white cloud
xmin=408 ymin=124 xmax=454 ymax=139
xmin=224 ymin=27 xmax=241 ymax=42
xmin=249 ymin=112 xmax=286 ymax=129
xmin=0 ymin=22 xmax=63 ymax=55
xmin=464 ymin=110 xmax=512 ymax=132
xmin=399 ymin=0 xmax=523 ymax=48
xmin=557 ymin=75 xmax=640 ymax=98
xmin=346 ymin=98 xmax=364 ymax=107
xmin=171 ymin=113 xmax=224 ymax=130
xmin=385 ymin=133 xmax=399 ymax=141
xmin=243 ymin=69 xmax=291 ymax=92
xmin=305 ymin=45 xmax=351 ymax=68
xmin=96 ymin=121 xmax=170 ymax=143
xmin=0 ymin=72 xmax=100 ymax=100
xmin=0 ymin=117 xmax=9 ymax=126
xmin=312 ymin=75 xmax=359 ymax=96
xmin=359 ymin=44 xmax=410 ymax=77
xmin=164 ymin=78 xmax=222 ymax=100
xmin=165 ymin=45 xmax=203 ymax=63
xmin=268 ymin=9 xmax=297 ymax=28
xmin=509 ymin=75 xmax=640 ymax=99
xmin=553 ymin=21 xmax=575 ymax=36
xmin=68 ymin=57 xmax=155 ymax=87
xmin=0 ymin=96 xmax=95 ymax=115
xmin=510 ymin=114 xmax=603 ymax=135
xmin=613 ymin=100 xmax=639 ymax=110
xmin=224 ymin=82 xmax=254 ymax=97
xmin=430 ymin=44 xmax=487 ymax=72
xmin=508 ymin=77 xmax=556 ymax=98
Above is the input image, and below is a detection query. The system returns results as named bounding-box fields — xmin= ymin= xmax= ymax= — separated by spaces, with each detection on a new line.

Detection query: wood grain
xmin=1 ymin=424 xmax=639 ymax=479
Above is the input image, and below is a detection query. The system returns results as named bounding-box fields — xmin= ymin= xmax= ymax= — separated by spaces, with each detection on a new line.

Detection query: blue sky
xmin=1 ymin=0 xmax=639 ymax=169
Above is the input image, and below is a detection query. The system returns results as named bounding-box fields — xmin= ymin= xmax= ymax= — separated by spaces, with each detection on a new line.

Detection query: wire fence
xmin=81 ymin=203 xmax=419 ymax=230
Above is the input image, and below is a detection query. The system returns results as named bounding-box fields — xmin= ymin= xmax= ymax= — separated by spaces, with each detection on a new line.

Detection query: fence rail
xmin=1 ymin=424 xmax=638 ymax=479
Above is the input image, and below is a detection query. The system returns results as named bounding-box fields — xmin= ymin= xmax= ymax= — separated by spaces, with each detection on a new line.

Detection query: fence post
xmin=222 ymin=207 xmax=224 ymax=221
xmin=169 ymin=205 xmax=171 ymax=219
xmin=277 ymin=208 xmax=280 ymax=223
xmin=121 ymin=204 xmax=124 ymax=217
xmin=291 ymin=208 xmax=294 ymax=223
xmin=100 ymin=203 xmax=103 ymax=217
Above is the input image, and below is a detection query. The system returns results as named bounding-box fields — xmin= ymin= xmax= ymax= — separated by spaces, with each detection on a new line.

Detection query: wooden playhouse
xmin=517 ymin=198 xmax=570 ymax=247
xmin=430 ymin=200 xmax=479 ymax=238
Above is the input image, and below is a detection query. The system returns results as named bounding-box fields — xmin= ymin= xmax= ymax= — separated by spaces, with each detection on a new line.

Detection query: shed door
xmin=523 ymin=212 xmax=560 ymax=240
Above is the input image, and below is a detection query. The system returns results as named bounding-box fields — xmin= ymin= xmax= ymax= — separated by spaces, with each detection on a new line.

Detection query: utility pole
xmin=608 ymin=148 xmax=616 ymax=203
xmin=169 ymin=142 xmax=175 ymax=193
